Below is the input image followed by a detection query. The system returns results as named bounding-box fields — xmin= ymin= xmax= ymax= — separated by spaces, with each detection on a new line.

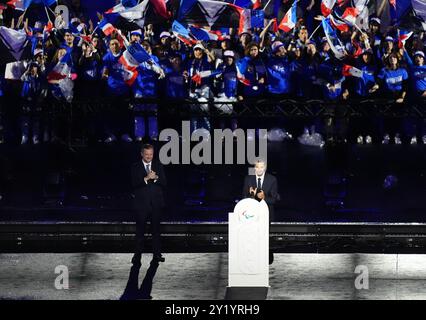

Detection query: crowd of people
xmin=0 ymin=4 xmax=425 ymax=146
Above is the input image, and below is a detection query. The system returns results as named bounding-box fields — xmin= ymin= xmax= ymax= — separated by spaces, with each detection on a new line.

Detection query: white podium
xmin=226 ymin=198 xmax=269 ymax=299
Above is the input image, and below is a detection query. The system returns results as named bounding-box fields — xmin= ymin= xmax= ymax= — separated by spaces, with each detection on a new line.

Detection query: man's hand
xmin=147 ymin=171 xmax=157 ymax=180
xmin=101 ymin=69 xmax=109 ymax=79
xmin=257 ymin=190 xmax=265 ymax=200
xmin=369 ymin=84 xmax=379 ymax=93
xmin=342 ymin=89 xmax=349 ymax=100
xmin=249 ymin=187 xmax=257 ymax=196
xmin=151 ymin=171 xmax=159 ymax=180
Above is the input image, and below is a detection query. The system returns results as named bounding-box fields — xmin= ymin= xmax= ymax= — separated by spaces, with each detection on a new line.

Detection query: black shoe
xmin=153 ymin=254 xmax=165 ymax=263
xmin=269 ymin=252 xmax=274 ymax=265
xmin=131 ymin=254 xmax=141 ymax=265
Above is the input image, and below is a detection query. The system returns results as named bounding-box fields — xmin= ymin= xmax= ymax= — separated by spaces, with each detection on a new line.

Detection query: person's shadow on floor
xmin=120 ymin=259 xmax=159 ymax=300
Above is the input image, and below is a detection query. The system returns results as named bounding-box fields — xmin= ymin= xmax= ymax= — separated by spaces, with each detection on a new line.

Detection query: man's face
xmin=275 ymin=46 xmax=286 ymax=57
xmin=370 ymin=23 xmax=379 ymax=33
xmin=298 ymin=29 xmax=308 ymax=41
xmin=225 ymin=56 xmax=234 ymax=65
xmin=64 ymin=32 xmax=74 ymax=45
xmin=254 ymin=162 xmax=266 ymax=177
xmin=194 ymin=48 xmax=203 ymax=59
xmin=249 ymin=46 xmax=258 ymax=58
xmin=415 ymin=55 xmax=424 ymax=66
xmin=322 ymin=42 xmax=330 ymax=52
xmin=142 ymin=148 xmax=154 ymax=163
xmin=385 ymin=41 xmax=393 ymax=50
xmin=30 ymin=66 xmax=38 ymax=76
xmin=130 ymin=34 xmax=141 ymax=43
xmin=92 ymin=37 xmax=99 ymax=47
xmin=160 ymin=37 xmax=169 ymax=45
xmin=109 ymin=40 xmax=120 ymax=54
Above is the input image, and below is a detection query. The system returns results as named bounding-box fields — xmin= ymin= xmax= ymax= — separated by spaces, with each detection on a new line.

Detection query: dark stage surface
xmin=0 ymin=140 xmax=425 ymax=223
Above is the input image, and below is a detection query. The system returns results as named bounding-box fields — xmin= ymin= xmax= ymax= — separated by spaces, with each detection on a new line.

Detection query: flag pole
xmin=90 ymin=24 xmax=99 ymax=37
xmin=353 ymin=22 xmax=367 ymax=37
xmin=47 ymin=6 xmax=56 ymax=15
xmin=16 ymin=8 xmax=28 ymax=28
xmin=44 ymin=6 xmax=52 ymax=22
xmin=308 ymin=23 xmax=322 ymax=40
xmin=263 ymin=0 xmax=273 ymax=11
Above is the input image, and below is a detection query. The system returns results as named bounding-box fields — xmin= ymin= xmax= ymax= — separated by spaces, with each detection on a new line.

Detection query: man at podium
xmin=242 ymin=160 xmax=279 ymax=264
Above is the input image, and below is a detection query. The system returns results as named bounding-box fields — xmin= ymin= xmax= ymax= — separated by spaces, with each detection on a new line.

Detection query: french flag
xmin=321 ymin=0 xmax=336 ymax=17
xmin=7 ymin=0 xmax=56 ymax=11
xmin=47 ymin=50 xmax=74 ymax=83
xmin=234 ymin=0 xmax=261 ymax=9
xmin=342 ymin=64 xmax=363 ymax=78
xmin=99 ymin=19 xmax=116 ymax=36
xmin=235 ymin=63 xmax=250 ymax=86
xmin=119 ymin=42 xmax=152 ymax=86
xmin=105 ymin=0 xmax=149 ymax=28
xmin=191 ymin=70 xmax=222 ymax=85
xmin=172 ymin=21 xmax=197 ymax=46
xmin=341 ymin=7 xmax=358 ymax=26
xmin=278 ymin=1 xmax=297 ymax=32
xmin=322 ymin=17 xmax=347 ymax=59
xmin=335 ymin=0 xmax=368 ymax=27
xmin=189 ymin=26 xmax=224 ymax=41
xmin=398 ymin=29 xmax=413 ymax=48
xmin=7 ymin=0 xmax=25 ymax=11
xmin=43 ymin=21 xmax=54 ymax=33
xmin=330 ymin=13 xmax=349 ymax=32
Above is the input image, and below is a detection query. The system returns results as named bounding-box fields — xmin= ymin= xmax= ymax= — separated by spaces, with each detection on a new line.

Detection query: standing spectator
xmin=377 ymin=53 xmax=409 ymax=144
xmin=353 ymin=49 xmax=379 ymax=144
xmin=129 ymin=29 xmax=142 ymax=44
xmin=164 ymin=54 xmax=187 ymax=99
xmin=20 ymin=62 xmax=43 ymax=144
xmin=185 ymin=43 xmax=215 ymax=132
xmin=132 ymin=41 xmax=164 ymax=141
xmin=237 ymin=42 xmax=267 ymax=99
xmin=266 ymin=41 xmax=291 ymax=96
xmin=101 ymin=38 xmax=132 ymax=143
xmin=403 ymin=49 xmax=426 ymax=144
xmin=214 ymin=50 xmax=238 ymax=130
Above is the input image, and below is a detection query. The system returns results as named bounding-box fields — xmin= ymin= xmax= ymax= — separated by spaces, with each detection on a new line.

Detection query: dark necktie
xmin=257 ymin=177 xmax=262 ymax=190
xmin=145 ymin=163 xmax=150 ymax=174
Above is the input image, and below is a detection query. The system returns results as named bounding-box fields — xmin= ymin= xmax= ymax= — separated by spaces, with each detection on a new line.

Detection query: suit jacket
xmin=242 ymin=173 xmax=279 ymax=220
xmin=131 ymin=160 xmax=167 ymax=210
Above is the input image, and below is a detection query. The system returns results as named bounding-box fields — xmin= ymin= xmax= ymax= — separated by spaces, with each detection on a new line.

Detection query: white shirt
xmin=256 ymin=173 xmax=265 ymax=189
xmin=142 ymin=160 xmax=151 ymax=172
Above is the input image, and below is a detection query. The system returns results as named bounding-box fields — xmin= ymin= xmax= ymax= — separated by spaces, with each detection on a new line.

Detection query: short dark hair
xmin=141 ymin=144 xmax=154 ymax=152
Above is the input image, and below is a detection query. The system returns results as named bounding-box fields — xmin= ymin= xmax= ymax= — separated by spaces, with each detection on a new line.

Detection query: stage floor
xmin=1 ymin=253 xmax=426 ymax=300
xmin=0 ymin=141 xmax=425 ymax=223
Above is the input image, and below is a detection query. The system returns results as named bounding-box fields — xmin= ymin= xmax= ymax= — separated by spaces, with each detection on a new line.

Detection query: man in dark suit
xmin=131 ymin=144 xmax=167 ymax=265
xmin=242 ymin=160 xmax=280 ymax=264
